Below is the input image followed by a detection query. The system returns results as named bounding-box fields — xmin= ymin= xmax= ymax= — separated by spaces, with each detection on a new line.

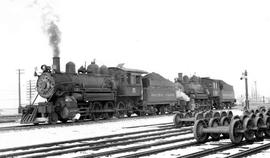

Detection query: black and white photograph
xmin=0 ymin=0 xmax=270 ymax=157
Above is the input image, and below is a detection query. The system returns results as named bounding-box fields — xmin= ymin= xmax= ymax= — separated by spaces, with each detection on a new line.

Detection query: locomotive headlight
xmin=36 ymin=73 xmax=56 ymax=98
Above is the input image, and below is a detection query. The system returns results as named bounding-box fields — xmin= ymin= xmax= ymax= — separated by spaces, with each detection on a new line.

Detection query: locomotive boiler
xmin=21 ymin=57 xmax=116 ymax=124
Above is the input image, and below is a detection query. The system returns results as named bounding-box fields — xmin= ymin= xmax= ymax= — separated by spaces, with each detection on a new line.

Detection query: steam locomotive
xmin=21 ymin=57 xmax=235 ymax=124
xmin=175 ymin=73 xmax=235 ymax=111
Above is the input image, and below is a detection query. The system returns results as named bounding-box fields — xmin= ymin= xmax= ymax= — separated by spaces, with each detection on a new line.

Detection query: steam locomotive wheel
xmin=92 ymin=102 xmax=102 ymax=121
xmin=116 ymin=101 xmax=126 ymax=118
xmin=102 ymin=106 xmax=109 ymax=120
xmin=49 ymin=112 xmax=58 ymax=124
xmin=59 ymin=107 xmax=69 ymax=123
xmin=105 ymin=102 xmax=114 ymax=119
xmin=160 ymin=106 xmax=166 ymax=115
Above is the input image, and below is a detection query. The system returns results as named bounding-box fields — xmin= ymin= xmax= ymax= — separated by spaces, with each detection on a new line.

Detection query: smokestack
xmin=53 ymin=57 xmax=60 ymax=73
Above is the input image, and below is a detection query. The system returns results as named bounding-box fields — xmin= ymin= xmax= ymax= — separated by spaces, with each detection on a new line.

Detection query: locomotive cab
xmin=201 ymin=77 xmax=235 ymax=109
xmin=108 ymin=67 xmax=147 ymax=117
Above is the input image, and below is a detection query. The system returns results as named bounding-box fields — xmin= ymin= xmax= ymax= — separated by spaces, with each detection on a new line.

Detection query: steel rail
xmin=123 ymin=122 xmax=172 ymax=128
xmin=226 ymin=142 xmax=270 ymax=158
xmin=179 ymin=143 xmax=236 ymax=158
xmin=0 ymin=126 xmax=189 ymax=153
xmin=117 ymin=141 xmax=199 ymax=158
xmin=76 ymin=137 xmax=195 ymax=158
xmin=0 ymin=128 xmax=192 ymax=157
xmin=22 ymin=129 xmax=192 ymax=158
xmin=0 ymin=114 xmax=173 ymax=132
xmin=116 ymin=137 xmax=227 ymax=158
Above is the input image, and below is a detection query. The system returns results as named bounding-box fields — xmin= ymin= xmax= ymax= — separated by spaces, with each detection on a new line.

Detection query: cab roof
xmin=108 ymin=67 xmax=148 ymax=74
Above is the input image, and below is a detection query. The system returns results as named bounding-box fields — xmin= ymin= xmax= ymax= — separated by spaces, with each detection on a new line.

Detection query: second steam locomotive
xmin=21 ymin=56 xmax=235 ymax=124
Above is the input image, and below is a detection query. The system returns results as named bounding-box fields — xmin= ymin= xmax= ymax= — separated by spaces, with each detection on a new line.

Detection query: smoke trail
xmin=29 ymin=0 xmax=61 ymax=57
xmin=46 ymin=21 xmax=61 ymax=57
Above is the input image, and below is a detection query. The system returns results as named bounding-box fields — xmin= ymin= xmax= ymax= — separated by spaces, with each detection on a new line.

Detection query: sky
xmin=0 ymin=0 xmax=269 ymax=109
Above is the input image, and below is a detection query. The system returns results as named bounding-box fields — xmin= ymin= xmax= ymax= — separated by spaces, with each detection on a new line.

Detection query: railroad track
xmin=0 ymin=126 xmax=193 ymax=158
xmin=1 ymin=125 xmax=269 ymax=157
xmin=0 ymin=114 xmax=173 ymax=132
xmin=0 ymin=114 xmax=21 ymax=123
xmin=175 ymin=139 xmax=270 ymax=158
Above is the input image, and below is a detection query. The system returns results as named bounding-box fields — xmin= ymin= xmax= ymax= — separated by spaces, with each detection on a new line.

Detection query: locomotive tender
xmin=21 ymin=57 xmax=235 ymax=124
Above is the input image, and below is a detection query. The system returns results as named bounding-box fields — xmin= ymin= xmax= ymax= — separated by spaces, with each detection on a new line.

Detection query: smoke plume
xmin=46 ymin=21 xmax=61 ymax=57
xmin=30 ymin=0 xmax=61 ymax=57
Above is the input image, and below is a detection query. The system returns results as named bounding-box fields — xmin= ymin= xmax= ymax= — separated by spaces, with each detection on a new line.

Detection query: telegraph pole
xmin=241 ymin=70 xmax=249 ymax=110
xmin=26 ymin=80 xmax=36 ymax=105
xmin=254 ymin=81 xmax=257 ymax=102
xmin=17 ymin=69 xmax=24 ymax=113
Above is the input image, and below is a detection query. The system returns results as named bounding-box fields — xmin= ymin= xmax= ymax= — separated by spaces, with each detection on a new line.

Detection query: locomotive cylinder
xmin=53 ymin=57 xmax=60 ymax=73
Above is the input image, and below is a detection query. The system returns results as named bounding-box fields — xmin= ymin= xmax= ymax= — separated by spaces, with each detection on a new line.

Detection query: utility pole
xmin=241 ymin=70 xmax=249 ymax=110
xmin=17 ymin=69 xmax=24 ymax=113
xmin=26 ymin=80 xmax=36 ymax=105
xmin=254 ymin=81 xmax=257 ymax=102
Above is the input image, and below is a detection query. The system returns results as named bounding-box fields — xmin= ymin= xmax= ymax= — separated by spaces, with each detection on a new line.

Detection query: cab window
xmin=136 ymin=75 xmax=141 ymax=84
xmin=127 ymin=73 xmax=131 ymax=84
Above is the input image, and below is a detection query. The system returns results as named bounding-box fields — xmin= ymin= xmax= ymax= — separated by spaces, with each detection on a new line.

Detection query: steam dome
xmin=87 ymin=62 xmax=99 ymax=74
xmin=66 ymin=62 xmax=76 ymax=74
xmin=100 ymin=65 xmax=109 ymax=74
xmin=183 ymin=75 xmax=189 ymax=83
